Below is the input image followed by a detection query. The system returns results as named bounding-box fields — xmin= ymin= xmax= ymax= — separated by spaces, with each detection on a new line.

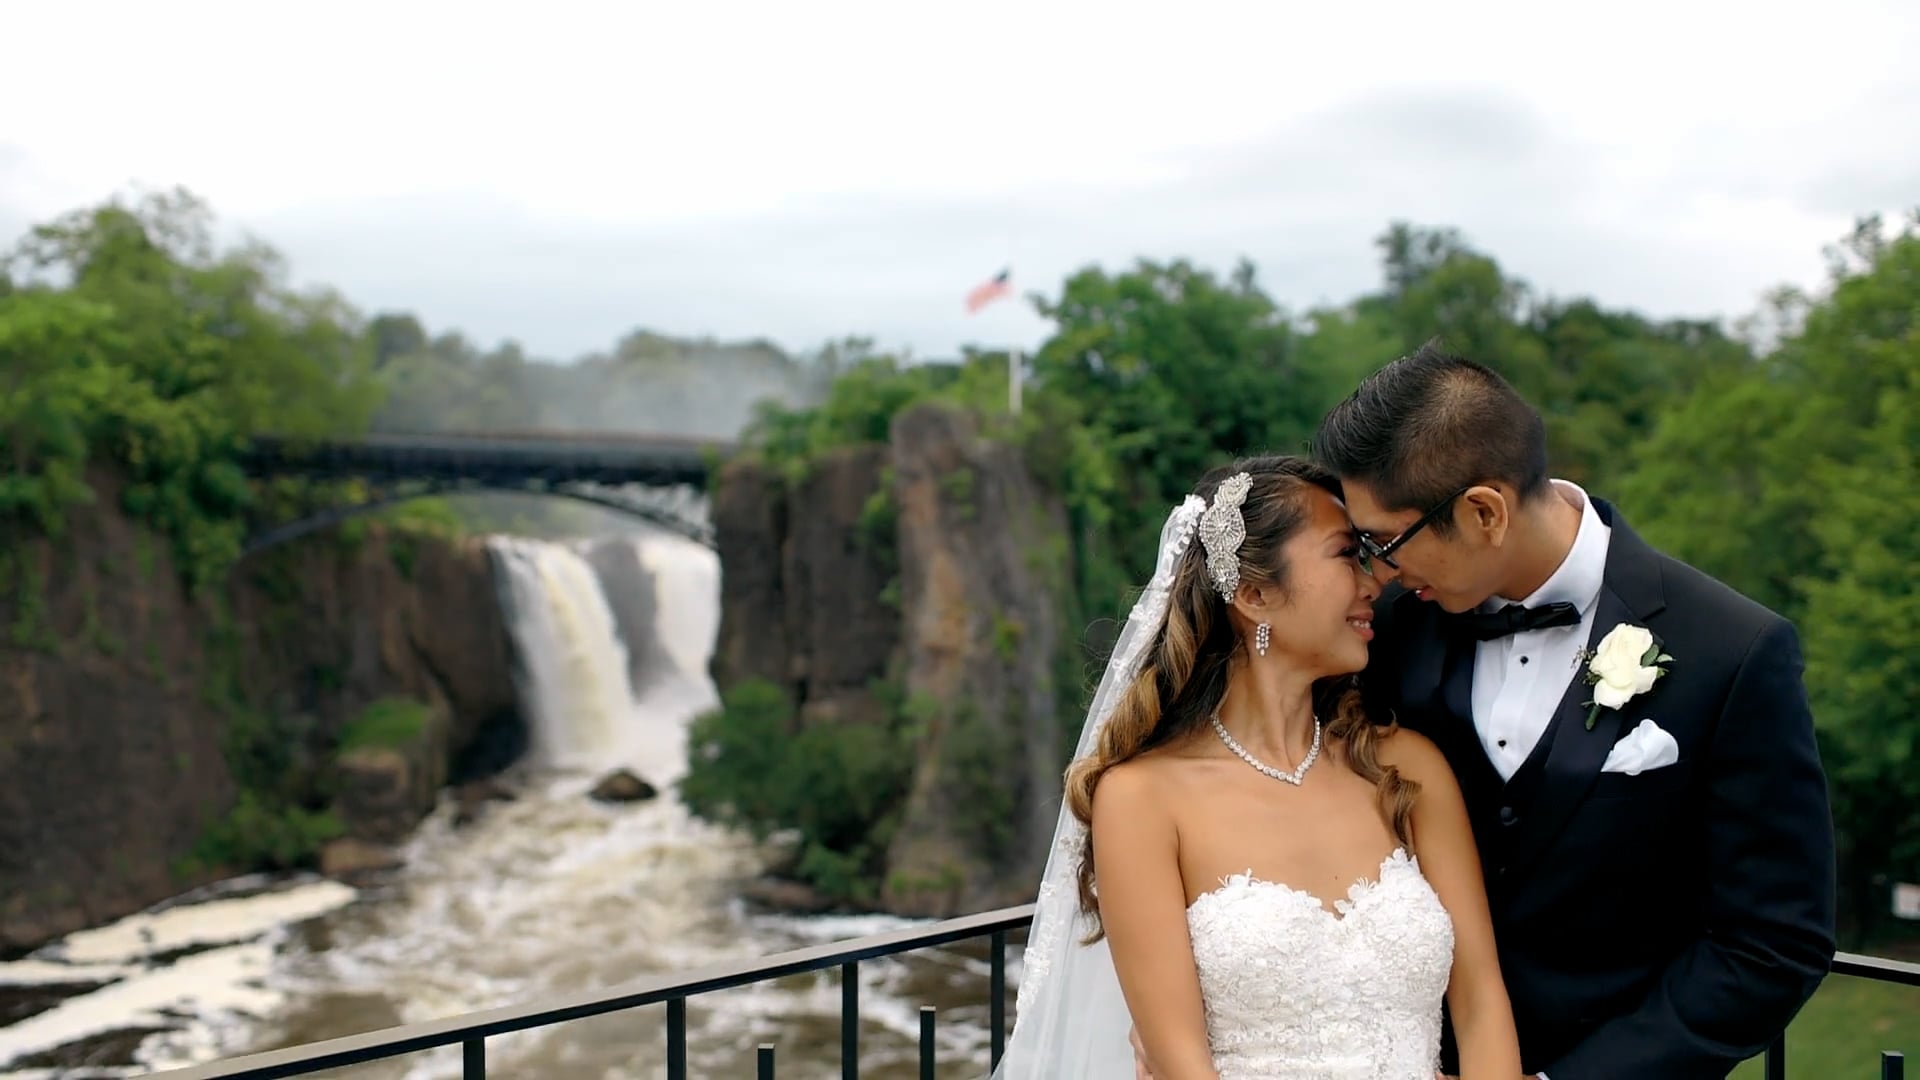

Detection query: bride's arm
xmin=1389 ymin=730 xmax=1527 ymax=1080
xmin=1090 ymin=761 xmax=1220 ymax=1080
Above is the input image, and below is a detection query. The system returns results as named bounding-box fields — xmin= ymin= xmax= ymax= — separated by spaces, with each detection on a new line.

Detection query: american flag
xmin=965 ymin=268 xmax=1013 ymax=314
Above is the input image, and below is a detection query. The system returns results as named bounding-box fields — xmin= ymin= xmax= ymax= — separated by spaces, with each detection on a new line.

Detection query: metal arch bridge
xmin=237 ymin=431 xmax=734 ymax=556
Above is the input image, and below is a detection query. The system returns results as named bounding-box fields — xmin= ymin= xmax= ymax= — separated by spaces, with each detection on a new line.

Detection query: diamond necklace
xmin=1209 ymin=713 xmax=1322 ymax=786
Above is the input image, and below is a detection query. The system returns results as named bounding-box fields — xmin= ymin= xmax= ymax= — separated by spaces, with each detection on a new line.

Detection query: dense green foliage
xmin=0 ymin=192 xmax=384 ymax=871
xmin=688 ymin=214 xmax=1920 ymax=951
xmin=0 ymin=189 xmax=382 ymax=591
xmin=679 ymin=679 xmax=918 ymax=904
xmin=1621 ymin=218 xmax=1920 ymax=944
xmin=340 ymin=696 xmax=433 ymax=752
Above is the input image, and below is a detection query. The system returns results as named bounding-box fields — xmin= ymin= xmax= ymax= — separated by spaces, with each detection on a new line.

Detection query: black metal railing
xmin=1763 ymin=951 xmax=1917 ymax=1080
xmin=145 ymin=904 xmax=1032 ymax=1080
xmin=142 ymin=906 xmax=1917 ymax=1079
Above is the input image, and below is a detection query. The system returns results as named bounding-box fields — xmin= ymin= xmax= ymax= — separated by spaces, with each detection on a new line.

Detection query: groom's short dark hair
xmin=1311 ymin=340 xmax=1550 ymax=532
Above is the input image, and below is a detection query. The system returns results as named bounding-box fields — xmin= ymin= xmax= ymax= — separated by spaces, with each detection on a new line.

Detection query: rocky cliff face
xmin=711 ymin=402 xmax=1075 ymax=916
xmin=0 ymin=472 xmax=519 ymax=954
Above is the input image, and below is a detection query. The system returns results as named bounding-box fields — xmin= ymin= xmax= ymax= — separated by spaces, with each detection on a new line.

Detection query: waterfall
xmin=488 ymin=531 xmax=721 ymax=782
xmin=629 ymin=531 xmax=722 ymax=785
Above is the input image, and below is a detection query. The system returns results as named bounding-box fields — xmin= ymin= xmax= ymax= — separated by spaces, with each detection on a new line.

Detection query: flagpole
xmin=1009 ymin=344 xmax=1022 ymax=416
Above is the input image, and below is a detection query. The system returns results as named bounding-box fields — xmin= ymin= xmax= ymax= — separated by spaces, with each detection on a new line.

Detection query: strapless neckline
xmin=1188 ymin=846 xmax=1412 ymax=921
xmin=1183 ymin=844 xmax=1453 ymax=1079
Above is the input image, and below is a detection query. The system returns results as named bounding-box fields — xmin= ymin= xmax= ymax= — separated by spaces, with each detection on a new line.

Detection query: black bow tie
xmin=1448 ymin=601 xmax=1581 ymax=641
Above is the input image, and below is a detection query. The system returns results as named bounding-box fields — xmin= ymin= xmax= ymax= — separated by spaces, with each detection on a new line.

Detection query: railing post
xmin=1763 ymin=1034 xmax=1784 ymax=1080
xmin=990 ymin=929 xmax=1007 ymax=1068
xmin=920 ymin=1006 xmax=936 ymax=1080
xmin=758 ymin=1043 xmax=776 ymax=1079
xmin=1885 ymin=1050 xmax=1905 ymax=1080
xmin=462 ymin=1036 xmax=485 ymax=1079
xmin=841 ymin=961 xmax=859 ymax=1080
xmin=666 ymin=997 xmax=687 ymax=1080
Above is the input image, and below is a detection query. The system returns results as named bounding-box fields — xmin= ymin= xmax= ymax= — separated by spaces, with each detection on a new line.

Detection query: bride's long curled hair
xmin=1065 ymin=455 xmax=1417 ymax=941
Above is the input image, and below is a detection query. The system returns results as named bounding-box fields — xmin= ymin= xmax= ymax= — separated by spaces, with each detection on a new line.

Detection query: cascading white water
xmin=625 ymin=531 xmax=722 ymax=785
xmin=487 ymin=531 xmax=720 ymax=784
xmin=490 ymin=537 xmax=650 ymax=773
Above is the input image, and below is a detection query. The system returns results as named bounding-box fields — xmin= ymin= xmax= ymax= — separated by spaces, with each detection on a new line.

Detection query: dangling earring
xmin=1254 ymin=622 xmax=1271 ymax=657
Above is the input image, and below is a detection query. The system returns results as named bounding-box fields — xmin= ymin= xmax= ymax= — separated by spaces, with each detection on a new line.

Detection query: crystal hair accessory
xmin=1198 ymin=471 xmax=1252 ymax=602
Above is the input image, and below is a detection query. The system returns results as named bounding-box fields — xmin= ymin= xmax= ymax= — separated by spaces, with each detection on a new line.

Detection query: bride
xmin=995 ymin=455 xmax=1523 ymax=1079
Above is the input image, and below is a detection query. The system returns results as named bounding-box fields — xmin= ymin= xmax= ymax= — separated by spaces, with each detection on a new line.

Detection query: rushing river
xmin=0 ymin=530 xmax=1018 ymax=1079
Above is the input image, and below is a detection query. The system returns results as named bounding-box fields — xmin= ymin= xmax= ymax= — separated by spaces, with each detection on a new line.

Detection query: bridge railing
xmin=144 ymin=905 xmax=1916 ymax=1079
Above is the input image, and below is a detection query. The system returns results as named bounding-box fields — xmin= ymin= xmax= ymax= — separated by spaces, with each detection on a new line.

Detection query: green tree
xmin=1030 ymin=258 xmax=1335 ymax=597
xmin=1 ymin=188 xmax=381 ymax=588
xmin=1803 ymin=356 xmax=1920 ymax=942
xmin=1617 ymin=213 xmax=1920 ymax=942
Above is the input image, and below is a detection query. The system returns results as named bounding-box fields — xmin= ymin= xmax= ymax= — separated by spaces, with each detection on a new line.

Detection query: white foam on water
xmin=49 ymin=880 xmax=358 ymax=967
xmin=0 ymin=959 xmax=132 ymax=987
xmin=0 ymin=940 xmax=282 ymax=1067
xmin=0 ymin=880 xmax=359 ymax=1072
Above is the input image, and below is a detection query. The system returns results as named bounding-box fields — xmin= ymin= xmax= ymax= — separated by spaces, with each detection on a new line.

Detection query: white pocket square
xmin=1601 ymin=718 xmax=1680 ymax=775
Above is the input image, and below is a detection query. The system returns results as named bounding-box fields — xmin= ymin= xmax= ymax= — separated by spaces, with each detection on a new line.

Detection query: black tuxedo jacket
xmin=1362 ymin=498 xmax=1836 ymax=1079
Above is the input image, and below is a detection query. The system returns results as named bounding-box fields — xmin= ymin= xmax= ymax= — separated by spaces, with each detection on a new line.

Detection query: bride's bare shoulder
xmin=1089 ymin=740 xmax=1201 ymax=811
xmin=1092 ymin=750 xmax=1165 ymax=795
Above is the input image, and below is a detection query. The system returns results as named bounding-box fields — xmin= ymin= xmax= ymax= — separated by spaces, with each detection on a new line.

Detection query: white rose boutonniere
xmin=1582 ymin=623 xmax=1672 ymax=729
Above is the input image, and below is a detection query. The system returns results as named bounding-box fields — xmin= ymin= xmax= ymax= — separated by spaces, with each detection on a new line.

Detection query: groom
xmin=1313 ymin=344 xmax=1836 ymax=1078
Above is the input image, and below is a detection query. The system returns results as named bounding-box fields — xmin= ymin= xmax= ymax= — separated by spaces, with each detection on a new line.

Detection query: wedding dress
xmin=1184 ymin=847 xmax=1454 ymax=1078
xmin=994 ymin=484 xmax=1456 ymax=1079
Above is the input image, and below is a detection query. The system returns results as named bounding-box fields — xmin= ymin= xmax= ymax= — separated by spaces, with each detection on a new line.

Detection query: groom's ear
xmin=1461 ymin=485 xmax=1511 ymax=544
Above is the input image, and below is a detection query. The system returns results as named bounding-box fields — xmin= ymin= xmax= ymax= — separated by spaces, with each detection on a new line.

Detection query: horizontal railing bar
xmin=1833 ymin=951 xmax=1920 ymax=987
xmin=146 ymin=904 xmax=1034 ymax=1079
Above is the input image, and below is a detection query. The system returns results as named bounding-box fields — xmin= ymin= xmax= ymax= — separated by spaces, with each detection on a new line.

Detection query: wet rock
xmin=589 ymin=769 xmax=658 ymax=804
xmin=8 ymin=1024 xmax=170 ymax=1071
xmin=318 ymin=838 xmax=404 ymax=882
xmin=0 ymin=466 xmax=521 ymax=957
xmin=452 ymin=776 xmax=518 ymax=827
xmin=333 ymin=747 xmax=420 ymax=845
xmin=739 ymin=876 xmax=842 ymax=915
xmin=708 ymin=403 xmax=1076 ymax=920
xmin=0 ymin=980 xmax=111 ymax=1027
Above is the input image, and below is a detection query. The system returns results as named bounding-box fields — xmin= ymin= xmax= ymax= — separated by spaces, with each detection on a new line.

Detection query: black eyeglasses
xmin=1355 ymin=485 xmax=1472 ymax=573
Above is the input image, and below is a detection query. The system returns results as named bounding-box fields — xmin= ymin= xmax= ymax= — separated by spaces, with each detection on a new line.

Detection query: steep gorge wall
xmin=0 ymin=472 xmax=519 ymax=954
xmin=711 ymin=402 xmax=1077 ymax=916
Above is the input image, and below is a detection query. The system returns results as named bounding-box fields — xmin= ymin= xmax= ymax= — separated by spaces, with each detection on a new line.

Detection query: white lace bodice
xmin=1185 ymin=848 xmax=1455 ymax=1080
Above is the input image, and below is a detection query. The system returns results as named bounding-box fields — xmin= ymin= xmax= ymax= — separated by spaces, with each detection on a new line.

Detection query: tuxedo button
xmin=1499 ymin=805 xmax=1518 ymax=826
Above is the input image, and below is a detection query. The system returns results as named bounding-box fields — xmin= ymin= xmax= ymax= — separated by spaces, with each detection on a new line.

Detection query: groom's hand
xmin=1129 ymin=1024 xmax=1154 ymax=1079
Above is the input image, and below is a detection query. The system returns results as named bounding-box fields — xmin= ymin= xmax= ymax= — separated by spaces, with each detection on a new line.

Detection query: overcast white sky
xmin=3 ymin=0 xmax=1916 ymax=362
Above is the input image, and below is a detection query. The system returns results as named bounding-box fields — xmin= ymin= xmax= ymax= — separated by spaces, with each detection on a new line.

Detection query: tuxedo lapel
xmin=1391 ymin=598 xmax=1503 ymax=797
xmin=1434 ymin=625 xmax=1507 ymax=809
xmin=1440 ymin=630 xmax=1475 ymax=728
xmin=1503 ymin=500 xmax=1668 ymax=870
xmin=1393 ymin=595 xmax=1450 ymax=724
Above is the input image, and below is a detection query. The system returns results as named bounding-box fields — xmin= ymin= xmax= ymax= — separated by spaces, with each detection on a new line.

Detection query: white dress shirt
xmin=1469 ymin=480 xmax=1611 ymax=780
